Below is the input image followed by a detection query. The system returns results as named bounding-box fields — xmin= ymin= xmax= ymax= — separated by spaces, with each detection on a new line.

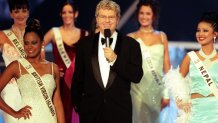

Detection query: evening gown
xmin=131 ymin=33 xmax=165 ymax=123
xmin=187 ymin=57 xmax=218 ymax=123
xmin=16 ymin=62 xmax=57 ymax=123
xmin=52 ymin=28 xmax=86 ymax=123
xmin=1 ymin=43 xmax=22 ymax=123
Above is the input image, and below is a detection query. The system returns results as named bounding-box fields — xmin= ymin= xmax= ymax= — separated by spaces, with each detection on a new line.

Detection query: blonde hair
xmin=95 ymin=0 xmax=120 ymax=18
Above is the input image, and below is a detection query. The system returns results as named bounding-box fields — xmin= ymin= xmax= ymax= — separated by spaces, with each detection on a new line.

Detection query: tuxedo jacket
xmin=71 ymin=32 xmax=143 ymax=123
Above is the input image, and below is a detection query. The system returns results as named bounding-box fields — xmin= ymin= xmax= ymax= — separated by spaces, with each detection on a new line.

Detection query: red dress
xmin=52 ymin=29 xmax=86 ymax=123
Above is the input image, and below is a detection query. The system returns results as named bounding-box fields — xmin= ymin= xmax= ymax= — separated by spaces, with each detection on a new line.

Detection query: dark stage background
xmin=0 ymin=0 xmax=217 ymax=122
xmin=1 ymin=0 xmax=218 ymax=41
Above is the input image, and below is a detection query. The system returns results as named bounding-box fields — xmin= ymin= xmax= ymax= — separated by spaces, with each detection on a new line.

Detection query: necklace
xmin=199 ymin=48 xmax=217 ymax=59
xmin=139 ymin=27 xmax=154 ymax=33
xmin=11 ymin=25 xmax=25 ymax=46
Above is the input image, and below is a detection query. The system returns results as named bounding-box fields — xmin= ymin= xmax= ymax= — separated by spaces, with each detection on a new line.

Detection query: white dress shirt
xmin=98 ymin=31 xmax=118 ymax=87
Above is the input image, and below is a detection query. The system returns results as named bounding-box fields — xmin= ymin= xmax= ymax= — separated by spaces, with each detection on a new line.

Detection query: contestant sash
xmin=188 ymin=51 xmax=218 ymax=98
xmin=18 ymin=58 xmax=56 ymax=117
xmin=3 ymin=30 xmax=26 ymax=57
xmin=53 ymin=27 xmax=71 ymax=68
xmin=138 ymin=38 xmax=162 ymax=85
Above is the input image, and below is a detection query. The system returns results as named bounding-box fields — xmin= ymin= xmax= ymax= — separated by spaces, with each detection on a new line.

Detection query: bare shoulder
xmin=182 ymin=53 xmax=191 ymax=63
xmin=43 ymin=60 xmax=59 ymax=70
xmin=179 ymin=53 xmax=191 ymax=76
xmin=8 ymin=60 xmax=19 ymax=67
xmin=52 ymin=63 xmax=60 ymax=84
xmin=46 ymin=28 xmax=55 ymax=35
xmin=51 ymin=62 xmax=59 ymax=74
xmin=0 ymin=31 xmax=8 ymax=45
xmin=154 ymin=30 xmax=167 ymax=37
xmin=52 ymin=62 xmax=59 ymax=71
xmin=0 ymin=31 xmax=4 ymax=36
xmin=127 ymin=31 xmax=137 ymax=38
xmin=6 ymin=60 xmax=20 ymax=75
xmin=126 ymin=32 xmax=140 ymax=45
xmin=154 ymin=31 xmax=169 ymax=44
xmin=44 ymin=28 xmax=55 ymax=44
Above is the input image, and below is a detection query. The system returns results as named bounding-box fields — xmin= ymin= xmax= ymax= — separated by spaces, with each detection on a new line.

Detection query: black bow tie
xmin=101 ymin=38 xmax=113 ymax=46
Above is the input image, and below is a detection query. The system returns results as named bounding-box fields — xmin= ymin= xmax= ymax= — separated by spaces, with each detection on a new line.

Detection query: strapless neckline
xmin=136 ymin=38 xmax=163 ymax=48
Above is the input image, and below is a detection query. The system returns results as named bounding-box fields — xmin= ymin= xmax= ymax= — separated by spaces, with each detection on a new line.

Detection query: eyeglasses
xmin=98 ymin=15 xmax=117 ymax=20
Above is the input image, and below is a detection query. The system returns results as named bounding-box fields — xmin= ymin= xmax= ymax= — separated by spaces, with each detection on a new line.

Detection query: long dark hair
xmin=136 ymin=0 xmax=160 ymax=28
xmin=60 ymin=1 xmax=78 ymax=15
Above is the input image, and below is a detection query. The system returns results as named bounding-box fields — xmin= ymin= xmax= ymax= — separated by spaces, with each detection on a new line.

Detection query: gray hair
xmin=95 ymin=0 xmax=120 ymax=18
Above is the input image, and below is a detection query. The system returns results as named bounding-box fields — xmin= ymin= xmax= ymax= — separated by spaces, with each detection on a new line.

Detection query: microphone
xmin=104 ymin=29 xmax=111 ymax=62
xmin=104 ymin=29 xmax=111 ymax=47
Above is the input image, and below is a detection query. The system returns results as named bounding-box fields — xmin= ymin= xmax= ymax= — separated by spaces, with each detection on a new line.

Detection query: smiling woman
xmin=0 ymin=0 xmax=29 ymax=122
xmin=43 ymin=1 xmax=88 ymax=123
xmin=24 ymin=19 xmax=44 ymax=58
xmin=127 ymin=0 xmax=171 ymax=123
xmin=0 ymin=18 xmax=65 ymax=123
xmin=164 ymin=12 xmax=218 ymax=123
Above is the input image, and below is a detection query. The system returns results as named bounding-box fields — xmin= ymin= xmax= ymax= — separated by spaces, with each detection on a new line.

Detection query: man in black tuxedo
xmin=71 ymin=0 xmax=143 ymax=123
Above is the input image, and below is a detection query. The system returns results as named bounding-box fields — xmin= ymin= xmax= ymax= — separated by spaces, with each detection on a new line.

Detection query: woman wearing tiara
xmin=127 ymin=0 xmax=171 ymax=123
xmin=164 ymin=12 xmax=218 ymax=123
xmin=0 ymin=19 xmax=65 ymax=123
xmin=0 ymin=0 xmax=29 ymax=122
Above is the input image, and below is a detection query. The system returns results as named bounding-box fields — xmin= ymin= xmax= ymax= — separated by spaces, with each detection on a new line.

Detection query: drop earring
xmin=214 ymin=37 xmax=216 ymax=43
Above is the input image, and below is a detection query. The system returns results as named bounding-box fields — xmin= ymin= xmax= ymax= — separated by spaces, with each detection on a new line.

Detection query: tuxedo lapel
xmin=106 ymin=33 xmax=122 ymax=90
xmin=114 ymin=33 xmax=122 ymax=55
xmin=91 ymin=33 xmax=105 ymax=90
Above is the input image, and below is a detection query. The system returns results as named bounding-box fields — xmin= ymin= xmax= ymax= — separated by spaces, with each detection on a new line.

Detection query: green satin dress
xmin=188 ymin=59 xmax=218 ymax=123
xmin=131 ymin=37 xmax=164 ymax=123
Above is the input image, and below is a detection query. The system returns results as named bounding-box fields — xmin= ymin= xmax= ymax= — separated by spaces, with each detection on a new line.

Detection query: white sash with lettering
xmin=18 ymin=58 xmax=56 ymax=117
xmin=53 ymin=27 xmax=71 ymax=68
xmin=188 ymin=51 xmax=218 ymax=98
xmin=137 ymin=38 xmax=162 ymax=85
xmin=3 ymin=30 xmax=26 ymax=57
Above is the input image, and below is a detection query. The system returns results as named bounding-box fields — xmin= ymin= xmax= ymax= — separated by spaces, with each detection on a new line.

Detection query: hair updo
xmin=24 ymin=18 xmax=44 ymax=41
xmin=199 ymin=12 xmax=218 ymax=32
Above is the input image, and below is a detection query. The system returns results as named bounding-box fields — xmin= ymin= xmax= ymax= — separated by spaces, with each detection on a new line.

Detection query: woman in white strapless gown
xmin=127 ymin=1 xmax=171 ymax=123
xmin=0 ymin=19 xmax=65 ymax=123
xmin=0 ymin=0 xmax=30 ymax=122
xmin=130 ymin=37 xmax=169 ymax=123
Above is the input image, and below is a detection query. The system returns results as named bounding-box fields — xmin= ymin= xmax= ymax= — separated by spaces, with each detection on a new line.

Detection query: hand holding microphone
xmin=103 ymin=29 xmax=117 ymax=62
xmin=104 ymin=29 xmax=111 ymax=48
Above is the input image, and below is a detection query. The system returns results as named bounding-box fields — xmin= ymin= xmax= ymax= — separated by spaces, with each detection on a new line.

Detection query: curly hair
xmin=24 ymin=18 xmax=44 ymax=41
